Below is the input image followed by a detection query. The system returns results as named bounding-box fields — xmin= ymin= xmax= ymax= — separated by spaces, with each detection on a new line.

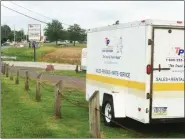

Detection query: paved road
xmin=2 ymin=64 xmax=86 ymax=92
xmin=1 ymin=46 xmax=12 ymax=49
xmin=4 ymin=61 xmax=77 ymax=71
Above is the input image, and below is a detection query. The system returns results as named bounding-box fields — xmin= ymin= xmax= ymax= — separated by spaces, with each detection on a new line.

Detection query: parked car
xmin=57 ymin=41 xmax=67 ymax=46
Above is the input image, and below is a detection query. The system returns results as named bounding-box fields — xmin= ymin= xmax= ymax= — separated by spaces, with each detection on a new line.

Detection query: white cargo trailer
xmin=81 ymin=48 xmax=87 ymax=71
xmin=86 ymin=19 xmax=184 ymax=125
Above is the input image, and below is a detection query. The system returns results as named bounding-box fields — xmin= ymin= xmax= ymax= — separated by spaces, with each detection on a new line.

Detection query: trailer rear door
xmin=151 ymin=27 xmax=184 ymax=120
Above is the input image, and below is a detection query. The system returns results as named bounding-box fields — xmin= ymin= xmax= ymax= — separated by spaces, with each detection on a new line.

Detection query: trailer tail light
xmin=177 ymin=21 xmax=182 ymax=24
xmin=146 ymin=64 xmax=152 ymax=75
xmin=138 ymin=108 xmax=141 ymax=112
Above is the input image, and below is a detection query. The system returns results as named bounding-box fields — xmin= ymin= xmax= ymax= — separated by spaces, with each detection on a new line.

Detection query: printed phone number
xmin=166 ymin=58 xmax=184 ymax=62
xmin=96 ymin=69 xmax=130 ymax=78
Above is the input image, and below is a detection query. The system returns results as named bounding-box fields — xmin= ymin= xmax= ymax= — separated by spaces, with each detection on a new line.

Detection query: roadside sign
xmin=28 ymin=24 xmax=41 ymax=41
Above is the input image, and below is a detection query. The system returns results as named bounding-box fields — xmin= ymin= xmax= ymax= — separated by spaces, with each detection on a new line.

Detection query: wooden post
xmin=35 ymin=73 xmax=42 ymax=101
xmin=89 ymin=91 xmax=100 ymax=138
xmin=3 ymin=63 xmax=6 ymax=75
xmin=10 ymin=68 xmax=13 ymax=80
xmin=54 ymin=80 xmax=63 ymax=119
xmin=1 ymin=63 xmax=4 ymax=73
xmin=24 ymin=71 xmax=29 ymax=91
xmin=6 ymin=64 xmax=9 ymax=77
xmin=75 ymin=65 xmax=79 ymax=73
xmin=15 ymin=70 xmax=19 ymax=84
xmin=4 ymin=63 xmax=6 ymax=75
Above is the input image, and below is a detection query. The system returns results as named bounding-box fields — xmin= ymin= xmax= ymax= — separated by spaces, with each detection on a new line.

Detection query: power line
xmin=9 ymin=1 xmax=53 ymax=21
xmin=8 ymin=1 xmax=71 ymax=26
xmin=2 ymin=4 xmax=48 ymax=24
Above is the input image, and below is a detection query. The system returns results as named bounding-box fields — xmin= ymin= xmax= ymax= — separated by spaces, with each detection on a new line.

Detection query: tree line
xmin=1 ymin=19 xmax=87 ymax=46
xmin=1 ymin=25 xmax=26 ymax=44
xmin=1 ymin=19 xmax=121 ymax=46
xmin=44 ymin=19 xmax=119 ymax=46
xmin=44 ymin=20 xmax=87 ymax=46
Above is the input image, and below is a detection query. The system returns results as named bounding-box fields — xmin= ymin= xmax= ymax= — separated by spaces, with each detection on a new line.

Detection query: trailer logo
xmin=165 ymin=47 xmax=184 ymax=73
xmin=105 ymin=37 xmax=110 ymax=46
xmin=175 ymin=47 xmax=184 ymax=56
xmin=102 ymin=37 xmax=123 ymax=54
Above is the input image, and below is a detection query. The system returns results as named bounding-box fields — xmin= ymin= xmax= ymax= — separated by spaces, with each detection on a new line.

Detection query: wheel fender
xmin=102 ymin=93 xmax=126 ymax=118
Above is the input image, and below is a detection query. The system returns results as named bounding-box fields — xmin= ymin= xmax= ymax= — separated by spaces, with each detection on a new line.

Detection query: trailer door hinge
xmin=148 ymin=39 xmax=153 ymax=45
xmin=146 ymin=93 xmax=152 ymax=99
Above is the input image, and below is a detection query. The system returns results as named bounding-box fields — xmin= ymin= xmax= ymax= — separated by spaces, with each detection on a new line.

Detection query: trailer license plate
xmin=153 ymin=107 xmax=167 ymax=115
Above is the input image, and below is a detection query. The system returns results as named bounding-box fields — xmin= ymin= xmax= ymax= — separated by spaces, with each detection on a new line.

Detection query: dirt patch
xmin=40 ymin=47 xmax=83 ymax=64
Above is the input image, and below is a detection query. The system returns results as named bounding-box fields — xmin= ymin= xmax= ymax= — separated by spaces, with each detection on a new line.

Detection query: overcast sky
xmin=1 ymin=1 xmax=184 ymax=35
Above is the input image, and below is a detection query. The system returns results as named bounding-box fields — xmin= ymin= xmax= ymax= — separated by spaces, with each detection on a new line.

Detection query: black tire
xmin=103 ymin=101 xmax=115 ymax=126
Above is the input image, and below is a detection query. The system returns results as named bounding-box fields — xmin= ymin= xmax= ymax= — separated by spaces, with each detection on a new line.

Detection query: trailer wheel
xmin=103 ymin=101 xmax=115 ymax=126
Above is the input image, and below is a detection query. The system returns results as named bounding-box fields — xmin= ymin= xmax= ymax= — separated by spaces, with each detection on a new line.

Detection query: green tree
xmin=1 ymin=25 xmax=26 ymax=44
xmin=8 ymin=31 xmax=14 ymax=42
xmin=67 ymin=24 xmax=82 ymax=46
xmin=62 ymin=29 xmax=69 ymax=41
xmin=44 ymin=20 xmax=64 ymax=45
xmin=14 ymin=30 xmax=25 ymax=42
xmin=1 ymin=25 xmax=12 ymax=44
xmin=79 ymin=29 xmax=87 ymax=43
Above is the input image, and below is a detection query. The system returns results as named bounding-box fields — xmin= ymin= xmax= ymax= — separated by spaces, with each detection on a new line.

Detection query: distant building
xmin=40 ymin=36 xmax=46 ymax=42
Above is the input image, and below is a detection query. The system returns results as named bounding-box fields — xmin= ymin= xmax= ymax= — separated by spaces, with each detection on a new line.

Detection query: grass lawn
xmin=1 ymin=75 xmax=185 ymax=138
xmin=38 ymin=70 xmax=86 ymax=78
xmin=43 ymin=42 xmax=87 ymax=48
xmin=1 ymin=43 xmax=86 ymax=64
xmin=1 ymin=46 xmax=55 ymax=62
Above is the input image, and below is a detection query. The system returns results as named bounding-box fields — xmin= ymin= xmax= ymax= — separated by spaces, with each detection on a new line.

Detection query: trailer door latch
xmin=146 ymin=93 xmax=152 ymax=99
xmin=148 ymin=39 xmax=153 ymax=45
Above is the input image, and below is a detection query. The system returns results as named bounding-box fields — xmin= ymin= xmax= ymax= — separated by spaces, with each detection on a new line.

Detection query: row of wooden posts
xmin=1 ymin=63 xmax=63 ymax=119
xmin=1 ymin=63 xmax=101 ymax=138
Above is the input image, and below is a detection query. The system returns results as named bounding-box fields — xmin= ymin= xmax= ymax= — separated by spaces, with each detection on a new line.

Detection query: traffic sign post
xmin=34 ymin=45 xmax=36 ymax=62
xmin=28 ymin=24 xmax=41 ymax=62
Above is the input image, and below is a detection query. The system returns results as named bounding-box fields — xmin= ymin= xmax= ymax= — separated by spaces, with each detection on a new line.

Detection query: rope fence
xmin=1 ymin=62 xmax=146 ymax=138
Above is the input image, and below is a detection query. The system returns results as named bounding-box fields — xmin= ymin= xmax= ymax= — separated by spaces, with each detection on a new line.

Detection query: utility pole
xmin=21 ymin=28 xmax=23 ymax=41
xmin=22 ymin=28 xmax=24 ymax=41
xmin=5 ymin=26 xmax=6 ymax=39
xmin=14 ymin=25 xmax=15 ymax=46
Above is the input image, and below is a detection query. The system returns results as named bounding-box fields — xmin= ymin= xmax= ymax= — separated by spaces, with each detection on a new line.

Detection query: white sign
xmin=28 ymin=24 xmax=41 ymax=41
